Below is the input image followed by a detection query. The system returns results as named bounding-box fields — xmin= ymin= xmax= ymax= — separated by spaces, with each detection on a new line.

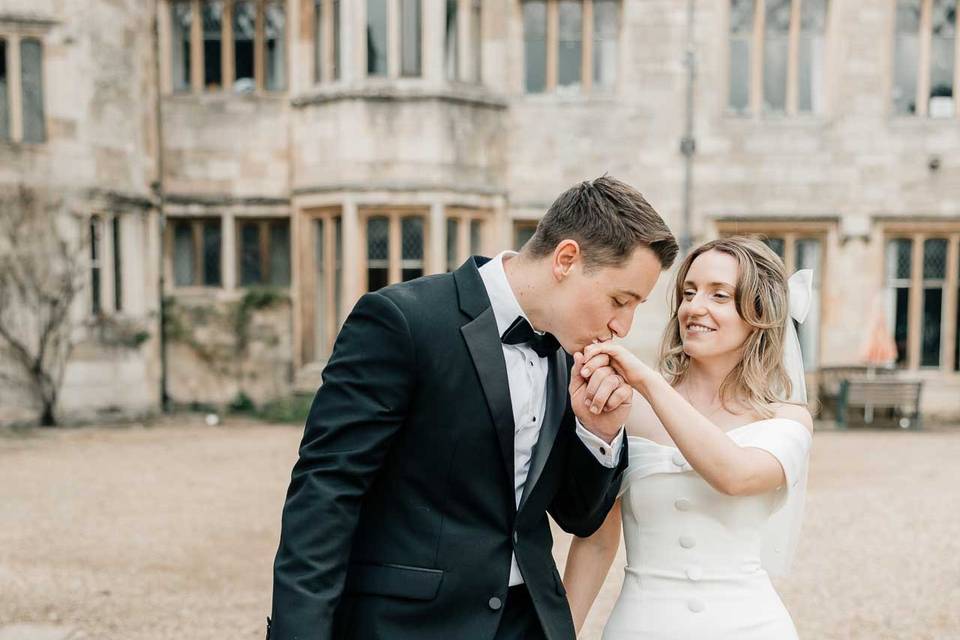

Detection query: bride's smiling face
xmin=546 ymin=244 xmax=663 ymax=354
xmin=678 ymin=250 xmax=753 ymax=360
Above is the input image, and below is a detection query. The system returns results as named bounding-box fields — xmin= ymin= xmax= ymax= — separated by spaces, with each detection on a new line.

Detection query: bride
xmin=565 ymin=236 xmax=814 ymax=639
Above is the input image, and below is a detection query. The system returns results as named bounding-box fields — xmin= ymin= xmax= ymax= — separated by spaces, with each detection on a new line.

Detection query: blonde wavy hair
xmin=658 ymin=236 xmax=794 ymax=419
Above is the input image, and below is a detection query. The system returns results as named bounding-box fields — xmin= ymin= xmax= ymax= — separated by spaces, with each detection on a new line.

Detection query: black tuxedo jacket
xmin=269 ymin=257 xmax=628 ymax=640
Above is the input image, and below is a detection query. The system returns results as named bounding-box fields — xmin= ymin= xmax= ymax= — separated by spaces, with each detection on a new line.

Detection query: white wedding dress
xmin=602 ymin=418 xmax=812 ymax=640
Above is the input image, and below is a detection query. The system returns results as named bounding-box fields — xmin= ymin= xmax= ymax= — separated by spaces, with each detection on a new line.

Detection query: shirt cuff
xmin=575 ymin=420 xmax=625 ymax=468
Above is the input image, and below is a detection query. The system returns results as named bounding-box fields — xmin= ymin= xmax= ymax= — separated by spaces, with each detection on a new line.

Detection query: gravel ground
xmin=1 ymin=418 xmax=958 ymax=640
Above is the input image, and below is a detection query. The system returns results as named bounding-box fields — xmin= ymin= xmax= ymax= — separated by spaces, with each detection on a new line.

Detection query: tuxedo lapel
xmin=518 ymin=348 xmax=568 ymax=512
xmin=455 ymin=257 xmax=516 ymax=490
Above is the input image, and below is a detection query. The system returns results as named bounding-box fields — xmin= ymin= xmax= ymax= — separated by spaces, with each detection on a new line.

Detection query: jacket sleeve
xmin=269 ymin=291 xmax=415 ymax=639
xmin=547 ymin=416 xmax=629 ymax=538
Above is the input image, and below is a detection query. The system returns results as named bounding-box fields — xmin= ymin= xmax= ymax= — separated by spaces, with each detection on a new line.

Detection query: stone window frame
xmin=880 ymin=223 xmax=960 ymax=372
xmin=162 ymin=0 xmax=287 ymax=95
xmin=312 ymin=0 xmax=342 ymax=84
xmin=444 ymin=0 xmax=484 ymax=84
xmin=299 ymin=207 xmax=343 ymax=363
xmin=513 ymin=220 xmax=539 ymax=251
xmin=0 ymin=24 xmax=48 ymax=144
xmin=715 ymin=219 xmax=831 ymax=371
xmin=890 ymin=0 xmax=960 ymax=119
xmin=445 ymin=207 xmax=491 ymax=271
xmin=166 ymin=215 xmax=224 ymax=290
xmin=725 ymin=0 xmax=831 ymax=117
xmin=235 ymin=216 xmax=292 ymax=287
xmin=87 ymin=213 xmax=126 ymax=317
xmin=362 ymin=0 xmax=428 ymax=80
xmin=521 ymin=0 xmax=621 ymax=95
xmin=359 ymin=207 xmax=430 ymax=292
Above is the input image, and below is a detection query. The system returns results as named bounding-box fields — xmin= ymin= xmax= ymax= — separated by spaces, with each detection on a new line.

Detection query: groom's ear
xmin=553 ymin=240 xmax=581 ymax=280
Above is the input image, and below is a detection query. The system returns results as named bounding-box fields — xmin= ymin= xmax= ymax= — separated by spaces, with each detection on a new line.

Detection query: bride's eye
xmin=682 ymin=289 xmax=696 ymax=299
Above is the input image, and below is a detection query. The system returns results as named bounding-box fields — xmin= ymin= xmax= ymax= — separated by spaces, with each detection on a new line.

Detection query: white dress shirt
xmin=478 ymin=251 xmax=624 ymax=586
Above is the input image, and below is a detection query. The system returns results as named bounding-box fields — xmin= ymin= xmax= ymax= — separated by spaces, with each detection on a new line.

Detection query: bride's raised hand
xmin=581 ymin=341 xmax=655 ymax=392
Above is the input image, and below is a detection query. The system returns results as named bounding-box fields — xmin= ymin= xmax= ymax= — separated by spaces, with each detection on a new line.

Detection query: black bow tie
xmin=501 ymin=316 xmax=561 ymax=358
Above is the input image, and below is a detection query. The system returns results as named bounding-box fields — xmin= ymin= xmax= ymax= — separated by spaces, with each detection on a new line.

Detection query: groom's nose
xmin=608 ymin=308 xmax=633 ymax=338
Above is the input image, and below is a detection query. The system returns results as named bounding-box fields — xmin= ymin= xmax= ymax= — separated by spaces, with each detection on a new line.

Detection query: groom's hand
xmin=570 ymin=352 xmax=632 ymax=443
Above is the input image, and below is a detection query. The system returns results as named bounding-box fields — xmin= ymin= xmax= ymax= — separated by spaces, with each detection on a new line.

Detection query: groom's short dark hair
xmin=523 ymin=176 xmax=678 ymax=271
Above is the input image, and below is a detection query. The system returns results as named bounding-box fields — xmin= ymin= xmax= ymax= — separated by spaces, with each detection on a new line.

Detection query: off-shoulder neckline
xmin=626 ymin=417 xmax=808 ymax=450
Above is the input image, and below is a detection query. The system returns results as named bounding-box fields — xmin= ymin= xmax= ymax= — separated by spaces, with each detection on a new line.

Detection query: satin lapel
xmin=518 ymin=348 xmax=568 ymax=513
xmin=461 ymin=307 xmax=516 ymax=488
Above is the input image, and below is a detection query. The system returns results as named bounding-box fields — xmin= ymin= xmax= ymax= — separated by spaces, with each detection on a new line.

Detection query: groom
xmin=269 ymin=177 xmax=678 ymax=640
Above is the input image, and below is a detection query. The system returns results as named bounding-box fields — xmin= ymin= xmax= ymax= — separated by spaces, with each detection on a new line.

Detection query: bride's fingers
xmin=580 ymin=353 xmax=610 ymax=377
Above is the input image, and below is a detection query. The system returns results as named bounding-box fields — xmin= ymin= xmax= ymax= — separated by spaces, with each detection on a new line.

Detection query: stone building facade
xmin=1 ymin=0 xmax=958 ymax=424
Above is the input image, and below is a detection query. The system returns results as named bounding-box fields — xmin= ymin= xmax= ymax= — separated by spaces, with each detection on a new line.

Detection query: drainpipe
xmin=679 ymin=0 xmax=697 ymax=254
xmin=152 ymin=3 xmax=170 ymax=412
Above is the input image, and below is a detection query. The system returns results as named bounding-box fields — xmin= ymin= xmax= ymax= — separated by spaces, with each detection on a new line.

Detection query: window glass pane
xmin=401 ymin=0 xmax=422 ymax=77
xmin=315 ymin=0 xmax=324 ymax=82
xmin=445 ymin=0 xmax=459 ymax=81
xmin=921 ymin=288 xmax=943 ymax=366
xmin=401 ymin=217 xmax=424 ymax=281
xmin=470 ymin=219 xmax=482 ymax=255
xmin=886 ymin=239 xmax=912 ymax=366
xmin=367 ymin=0 xmax=388 ymax=76
xmin=20 ymin=39 xmax=45 ymax=143
xmin=762 ymin=236 xmax=785 ymax=259
xmin=798 ymin=0 xmax=827 ymax=113
xmin=203 ymin=220 xmax=222 ymax=286
xmin=729 ymin=0 xmax=754 ymax=112
xmin=0 ymin=39 xmax=8 ymax=140
xmin=955 ymin=273 xmax=960 ymax=371
xmin=173 ymin=221 xmax=195 ymax=287
xmin=240 ymin=223 xmax=261 ymax=285
xmin=367 ymin=216 xmax=389 ymax=290
xmin=269 ymin=222 xmax=291 ymax=286
xmin=334 ymin=216 xmax=342 ymax=322
xmin=557 ymin=1 xmax=582 ymax=89
xmin=524 ymin=1 xmax=547 ymax=93
xmin=234 ymin=1 xmax=255 ymax=89
xmin=171 ymin=3 xmax=193 ymax=92
xmin=593 ymin=0 xmax=618 ymax=89
xmin=314 ymin=218 xmax=327 ymax=356
xmin=887 ymin=237 xmax=913 ymax=280
xmin=763 ymin=0 xmax=790 ymax=113
xmin=203 ymin=1 xmax=223 ymax=89
xmin=929 ymin=0 xmax=956 ymax=117
xmin=515 ymin=223 xmax=537 ymax=250
xmin=892 ymin=287 xmax=910 ymax=365
xmin=893 ymin=0 xmax=921 ymax=115
xmin=91 ymin=217 xmax=101 ymax=314
xmin=333 ymin=0 xmax=341 ymax=79
xmin=923 ymin=238 xmax=948 ymax=280
xmin=113 ymin=216 xmax=123 ymax=312
xmin=266 ymin=1 xmax=286 ymax=91
xmin=446 ymin=218 xmax=459 ymax=271
xmin=470 ymin=0 xmax=482 ymax=82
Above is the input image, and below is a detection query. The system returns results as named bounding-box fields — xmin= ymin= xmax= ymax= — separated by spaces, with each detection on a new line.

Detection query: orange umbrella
xmin=860 ymin=294 xmax=898 ymax=368
xmin=859 ymin=294 xmax=898 ymax=423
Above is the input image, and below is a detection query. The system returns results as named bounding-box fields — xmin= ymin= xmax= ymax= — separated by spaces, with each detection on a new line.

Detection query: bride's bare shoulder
xmin=770 ymin=402 xmax=814 ymax=433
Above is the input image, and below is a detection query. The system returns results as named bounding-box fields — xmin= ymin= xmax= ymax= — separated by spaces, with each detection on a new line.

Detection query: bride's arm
xmin=581 ymin=343 xmax=812 ymax=497
xmin=563 ymin=499 xmax=622 ymax=636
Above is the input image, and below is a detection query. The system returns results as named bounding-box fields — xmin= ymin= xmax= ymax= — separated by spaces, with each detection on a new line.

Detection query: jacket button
xmin=488 ymin=596 xmax=503 ymax=610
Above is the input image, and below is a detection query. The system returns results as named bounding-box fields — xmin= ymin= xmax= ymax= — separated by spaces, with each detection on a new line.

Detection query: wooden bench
xmin=816 ymin=365 xmax=897 ymax=418
xmin=836 ymin=377 xmax=923 ymax=430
